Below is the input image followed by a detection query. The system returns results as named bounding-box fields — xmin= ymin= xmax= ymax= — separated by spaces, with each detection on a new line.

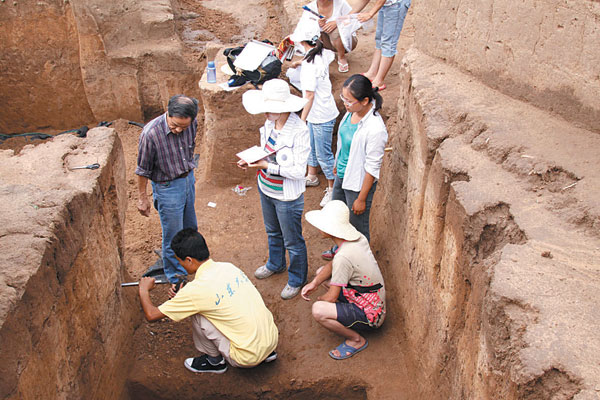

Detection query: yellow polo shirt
xmin=158 ymin=259 xmax=278 ymax=366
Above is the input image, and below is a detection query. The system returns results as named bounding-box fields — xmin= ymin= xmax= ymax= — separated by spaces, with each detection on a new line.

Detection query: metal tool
xmin=121 ymin=275 xmax=187 ymax=293
xmin=70 ymin=163 xmax=100 ymax=170
xmin=121 ymin=278 xmax=170 ymax=287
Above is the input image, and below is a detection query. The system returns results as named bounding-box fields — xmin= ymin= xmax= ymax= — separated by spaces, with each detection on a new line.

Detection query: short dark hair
xmin=343 ymin=74 xmax=383 ymax=114
xmin=167 ymin=94 xmax=199 ymax=120
xmin=171 ymin=228 xmax=210 ymax=261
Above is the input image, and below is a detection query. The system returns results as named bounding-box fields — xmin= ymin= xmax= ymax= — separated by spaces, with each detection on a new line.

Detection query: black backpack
xmin=223 ymin=40 xmax=282 ymax=88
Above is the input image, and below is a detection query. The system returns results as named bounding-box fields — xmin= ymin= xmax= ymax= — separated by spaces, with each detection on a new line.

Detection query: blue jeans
xmin=259 ymin=187 xmax=308 ymax=288
xmin=331 ymin=175 xmax=377 ymax=242
xmin=152 ymin=172 xmax=198 ymax=283
xmin=307 ymin=118 xmax=336 ymax=180
xmin=375 ymin=0 xmax=410 ymax=58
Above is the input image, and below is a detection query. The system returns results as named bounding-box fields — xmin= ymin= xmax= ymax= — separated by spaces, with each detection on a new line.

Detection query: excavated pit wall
xmin=371 ymin=48 xmax=600 ymax=399
xmin=0 ymin=129 xmax=139 ymax=399
xmin=0 ymin=0 xmax=200 ymax=133
xmin=411 ymin=0 xmax=600 ymax=133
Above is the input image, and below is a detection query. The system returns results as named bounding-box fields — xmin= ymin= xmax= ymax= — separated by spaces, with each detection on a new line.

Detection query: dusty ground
xmin=114 ymin=1 xmax=419 ymax=398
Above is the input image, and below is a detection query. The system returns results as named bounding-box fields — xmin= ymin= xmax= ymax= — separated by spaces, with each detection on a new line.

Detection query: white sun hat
xmin=242 ymin=79 xmax=308 ymax=114
xmin=305 ymin=200 xmax=361 ymax=241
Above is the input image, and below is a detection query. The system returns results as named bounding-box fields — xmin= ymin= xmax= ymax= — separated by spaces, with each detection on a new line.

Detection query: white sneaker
xmin=305 ymin=175 xmax=320 ymax=187
xmin=319 ymin=187 xmax=333 ymax=207
xmin=255 ymin=265 xmax=275 ymax=279
xmin=281 ymin=284 xmax=301 ymax=300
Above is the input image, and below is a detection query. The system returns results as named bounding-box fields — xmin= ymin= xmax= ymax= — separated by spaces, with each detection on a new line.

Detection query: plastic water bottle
xmin=207 ymin=61 xmax=217 ymax=83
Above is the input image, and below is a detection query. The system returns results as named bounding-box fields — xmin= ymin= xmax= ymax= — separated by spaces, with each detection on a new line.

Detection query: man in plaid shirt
xmin=301 ymin=200 xmax=386 ymax=360
xmin=135 ymin=94 xmax=200 ymax=292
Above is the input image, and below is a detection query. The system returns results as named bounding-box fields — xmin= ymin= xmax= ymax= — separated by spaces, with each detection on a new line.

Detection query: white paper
xmin=286 ymin=66 xmax=302 ymax=91
xmin=233 ymin=40 xmax=275 ymax=71
xmin=236 ymin=145 xmax=274 ymax=164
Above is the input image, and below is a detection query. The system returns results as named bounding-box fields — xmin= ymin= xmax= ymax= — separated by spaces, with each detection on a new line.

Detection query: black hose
xmin=0 ymin=120 xmax=144 ymax=143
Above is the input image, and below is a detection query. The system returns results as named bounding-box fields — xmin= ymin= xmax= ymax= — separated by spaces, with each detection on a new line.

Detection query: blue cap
xmin=208 ymin=61 xmax=215 ymax=68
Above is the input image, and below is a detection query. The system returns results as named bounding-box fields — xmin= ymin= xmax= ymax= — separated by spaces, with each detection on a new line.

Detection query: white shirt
xmin=335 ymin=105 xmax=388 ymax=192
xmin=260 ymin=112 xmax=310 ymax=201
xmin=300 ymin=50 xmax=339 ymax=124
xmin=294 ymin=0 xmax=352 ymax=39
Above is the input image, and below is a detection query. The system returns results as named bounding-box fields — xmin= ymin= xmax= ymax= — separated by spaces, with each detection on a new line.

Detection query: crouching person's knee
xmin=312 ymin=301 xmax=330 ymax=322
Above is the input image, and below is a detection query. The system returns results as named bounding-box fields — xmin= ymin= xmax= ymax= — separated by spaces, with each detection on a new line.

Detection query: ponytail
xmin=304 ymin=39 xmax=324 ymax=64
xmin=343 ymin=74 xmax=383 ymax=114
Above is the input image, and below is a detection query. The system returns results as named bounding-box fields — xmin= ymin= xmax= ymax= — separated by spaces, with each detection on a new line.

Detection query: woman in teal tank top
xmin=322 ymin=74 xmax=388 ymax=260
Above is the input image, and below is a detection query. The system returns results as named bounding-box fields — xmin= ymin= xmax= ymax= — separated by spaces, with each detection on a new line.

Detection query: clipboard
xmin=233 ymin=40 xmax=276 ymax=71
xmin=236 ymin=146 xmax=275 ymax=164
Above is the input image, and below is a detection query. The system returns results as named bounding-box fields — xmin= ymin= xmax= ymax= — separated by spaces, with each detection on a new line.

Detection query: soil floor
xmin=116 ymin=1 xmax=419 ymax=398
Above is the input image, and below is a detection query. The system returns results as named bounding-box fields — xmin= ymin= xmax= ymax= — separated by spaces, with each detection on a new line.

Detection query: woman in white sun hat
xmin=301 ymin=200 xmax=386 ymax=360
xmin=238 ymin=79 xmax=310 ymax=300
xmin=290 ymin=24 xmax=339 ymax=208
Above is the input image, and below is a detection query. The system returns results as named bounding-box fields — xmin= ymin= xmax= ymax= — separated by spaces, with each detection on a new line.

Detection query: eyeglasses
xmin=339 ymin=93 xmax=358 ymax=106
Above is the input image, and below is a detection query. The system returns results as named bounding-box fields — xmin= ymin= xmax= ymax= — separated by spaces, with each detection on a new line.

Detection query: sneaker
xmin=264 ymin=351 xmax=277 ymax=363
xmin=322 ymin=247 xmax=335 ymax=261
xmin=305 ymin=175 xmax=320 ymax=187
xmin=184 ymin=355 xmax=227 ymax=374
xmin=319 ymin=187 xmax=333 ymax=207
xmin=255 ymin=265 xmax=281 ymax=279
xmin=281 ymin=284 xmax=301 ymax=300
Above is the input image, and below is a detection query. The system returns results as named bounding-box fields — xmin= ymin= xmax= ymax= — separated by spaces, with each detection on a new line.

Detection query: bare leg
xmin=364 ymin=48 xmax=382 ymax=80
xmin=320 ymin=32 xmax=335 ymax=51
xmin=323 ymin=30 xmax=357 ymax=70
xmin=372 ymin=54 xmax=395 ymax=88
xmin=312 ymin=301 xmax=366 ymax=357
xmin=334 ymin=38 xmax=348 ymax=66
xmin=329 ymin=30 xmax=348 ymax=66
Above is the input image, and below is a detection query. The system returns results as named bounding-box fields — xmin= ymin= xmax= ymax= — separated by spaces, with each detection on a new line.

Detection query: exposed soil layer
xmin=0 ymin=129 xmax=139 ymax=399
xmin=1 ymin=0 xmax=599 ymax=399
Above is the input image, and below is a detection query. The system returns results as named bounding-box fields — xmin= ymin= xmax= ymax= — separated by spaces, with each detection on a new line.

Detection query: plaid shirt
xmin=135 ymin=113 xmax=197 ymax=182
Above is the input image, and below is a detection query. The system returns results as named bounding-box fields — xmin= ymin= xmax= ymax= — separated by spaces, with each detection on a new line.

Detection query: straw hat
xmin=242 ymin=79 xmax=308 ymax=114
xmin=305 ymin=200 xmax=361 ymax=241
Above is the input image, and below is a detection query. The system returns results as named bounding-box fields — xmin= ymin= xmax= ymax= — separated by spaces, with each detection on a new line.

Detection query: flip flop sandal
xmin=328 ymin=340 xmax=369 ymax=360
xmin=373 ymin=84 xmax=387 ymax=91
xmin=338 ymin=61 xmax=349 ymax=73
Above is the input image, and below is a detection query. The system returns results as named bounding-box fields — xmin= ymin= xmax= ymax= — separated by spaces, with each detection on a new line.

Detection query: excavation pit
xmin=1 ymin=0 xmax=600 ymax=399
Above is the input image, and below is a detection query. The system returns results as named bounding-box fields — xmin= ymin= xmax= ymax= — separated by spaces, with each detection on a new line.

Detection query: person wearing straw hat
xmin=238 ymin=79 xmax=310 ymax=300
xmin=301 ymin=200 xmax=386 ymax=359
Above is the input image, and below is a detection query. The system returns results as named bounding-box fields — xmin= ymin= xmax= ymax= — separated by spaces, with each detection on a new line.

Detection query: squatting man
xmin=138 ymin=228 xmax=278 ymax=373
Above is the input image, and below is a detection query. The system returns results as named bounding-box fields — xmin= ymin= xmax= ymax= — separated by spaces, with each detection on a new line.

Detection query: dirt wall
xmin=411 ymin=0 xmax=600 ymax=133
xmin=0 ymin=1 xmax=95 ymax=133
xmin=0 ymin=129 xmax=139 ymax=399
xmin=371 ymin=48 xmax=600 ymax=399
xmin=196 ymin=47 xmax=266 ymax=186
xmin=0 ymin=0 xmax=201 ymax=133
